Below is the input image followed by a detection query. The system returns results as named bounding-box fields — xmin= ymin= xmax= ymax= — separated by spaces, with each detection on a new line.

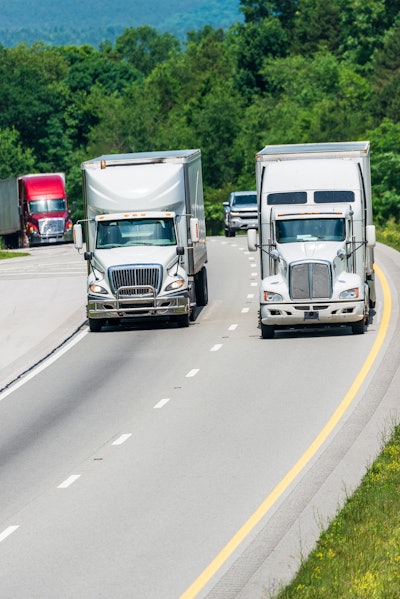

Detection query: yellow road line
xmin=180 ymin=264 xmax=391 ymax=599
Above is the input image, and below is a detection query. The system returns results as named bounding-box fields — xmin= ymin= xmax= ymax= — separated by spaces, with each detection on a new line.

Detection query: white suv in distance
xmin=223 ymin=191 xmax=258 ymax=237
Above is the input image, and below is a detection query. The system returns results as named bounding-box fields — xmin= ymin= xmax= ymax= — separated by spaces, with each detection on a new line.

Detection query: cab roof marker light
xmin=277 ymin=211 xmax=344 ymax=217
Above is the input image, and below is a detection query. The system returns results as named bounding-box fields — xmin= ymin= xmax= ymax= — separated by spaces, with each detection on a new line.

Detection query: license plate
xmin=304 ymin=311 xmax=319 ymax=321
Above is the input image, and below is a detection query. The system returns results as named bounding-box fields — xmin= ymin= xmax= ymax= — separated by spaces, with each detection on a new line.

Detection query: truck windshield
xmin=276 ymin=218 xmax=345 ymax=243
xmin=29 ymin=199 xmax=66 ymax=213
xmin=232 ymin=194 xmax=257 ymax=206
xmin=96 ymin=218 xmax=177 ymax=249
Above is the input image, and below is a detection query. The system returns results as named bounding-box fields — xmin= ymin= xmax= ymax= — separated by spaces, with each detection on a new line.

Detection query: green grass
xmin=0 ymin=249 xmax=29 ymax=259
xmin=376 ymin=221 xmax=400 ymax=252
xmin=275 ymin=425 xmax=400 ymax=598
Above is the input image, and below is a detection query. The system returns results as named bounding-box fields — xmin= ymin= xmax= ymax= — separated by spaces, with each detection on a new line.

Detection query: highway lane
xmin=0 ymin=238 xmax=399 ymax=598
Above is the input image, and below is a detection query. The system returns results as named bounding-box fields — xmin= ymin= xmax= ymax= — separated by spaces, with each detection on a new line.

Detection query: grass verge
xmin=275 ymin=424 xmax=400 ymax=598
xmin=0 ymin=249 xmax=29 ymax=260
xmin=273 ymin=223 xmax=400 ymax=598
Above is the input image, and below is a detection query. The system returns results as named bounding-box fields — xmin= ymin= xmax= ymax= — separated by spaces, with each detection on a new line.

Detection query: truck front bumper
xmin=87 ymin=292 xmax=190 ymax=320
xmin=260 ymin=300 xmax=365 ymax=328
xmin=226 ymin=217 xmax=258 ymax=233
xmin=29 ymin=231 xmax=73 ymax=245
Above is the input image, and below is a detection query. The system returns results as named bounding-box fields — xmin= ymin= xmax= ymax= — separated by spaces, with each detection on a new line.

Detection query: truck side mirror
xmin=366 ymin=225 xmax=376 ymax=248
xmin=247 ymin=228 xmax=257 ymax=251
xmin=73 ymin=223 xmax=83 ymax=250
xmin=190 ymin=217 xmax=200 ymax=243
xmin=176 ymin=246 xmax=185 ymax=256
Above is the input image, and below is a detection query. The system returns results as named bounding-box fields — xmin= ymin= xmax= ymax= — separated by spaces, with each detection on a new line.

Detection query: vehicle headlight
xmin=230 ymin=211 xmax=240 ymax=217
xmin=339 ymin=287 xmax=360 ymax=300
xmin=165 ymin=277 xmax=185 ymax=291
xmin=89 ymin=283 xmax=108 ymax=295
xmin=263 ymin=291 xmax=283 ymax=302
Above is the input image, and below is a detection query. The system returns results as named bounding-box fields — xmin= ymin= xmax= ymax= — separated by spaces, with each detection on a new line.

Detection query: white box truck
xmin=74 ymin=149 xmax=208 ymax=332
xmin=248 ymin=142 xmax=376 ymax=338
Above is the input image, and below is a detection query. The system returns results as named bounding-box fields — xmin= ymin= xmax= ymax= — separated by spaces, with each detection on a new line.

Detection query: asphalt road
xmin=0 ymin=239 xmax=399 ymax=598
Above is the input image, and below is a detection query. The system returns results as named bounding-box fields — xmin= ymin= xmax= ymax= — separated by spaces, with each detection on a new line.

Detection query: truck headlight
xmin=263 ymin=291 xmax=283 ymax=302
xmin=89 ymin=283 xmax=108 ymax=294
xmin=339 ymin=287 xmax=360 ymax=300
xmin=165 ymin=277 xmax=185 ymax=291
xmin=230 ymin=211 xmax=240 ymax=217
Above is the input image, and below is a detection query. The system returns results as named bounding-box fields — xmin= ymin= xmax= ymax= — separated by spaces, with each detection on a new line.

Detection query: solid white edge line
xmin=0 ymin=330 xmax=88 ymax=401
xmin=57 ymin=475 xmax=81 ymax=489
xmin=0 ymin=526 xmax=19 ymax=543
xmin=112 ymin=433 xmax=132 ymax=445
xmin=154 ymin=398 xmax=171 ymax=409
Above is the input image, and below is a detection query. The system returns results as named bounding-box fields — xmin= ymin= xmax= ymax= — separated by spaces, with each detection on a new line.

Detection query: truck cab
xmin=20 ymin=174 xmax=73 ymax=245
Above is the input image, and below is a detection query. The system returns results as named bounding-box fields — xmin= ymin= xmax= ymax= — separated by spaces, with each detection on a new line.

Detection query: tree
xmin=339 ymin=0 xmax=386 ymax=65
xmin=239 ymin=0 xmax=298 ymax=28
xmin=370 ymin=23 xmax=400 ymax=123
xmin=0 ymin=43 xmax=69 ymax=167
xmin=114 ymin=26 xmax=180 ymax=76
xmin=291 ymin=0 xmax=342 ymax=55
xmin=0 ymin=128 xmax=35 ymax=179
xmin=229 ymin=17 xmax=288 ymax=95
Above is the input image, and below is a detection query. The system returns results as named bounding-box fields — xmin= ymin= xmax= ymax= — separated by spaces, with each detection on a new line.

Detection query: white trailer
xmin=248 ymin=142 xmax=376 ymax=338
xmin=0 ymin=177 xmax=20 ymax=245
xmin=74 ymin=149 xmax=208 ymax=332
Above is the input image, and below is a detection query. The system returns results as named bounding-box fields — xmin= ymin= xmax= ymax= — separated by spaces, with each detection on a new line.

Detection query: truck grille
xmin=38 ymin=218 xmax=65 ymax=236
xmin=109 ymin=264 xmax=162 ymax=296
xmin=290 ymin=262 xmax=331 ymax=300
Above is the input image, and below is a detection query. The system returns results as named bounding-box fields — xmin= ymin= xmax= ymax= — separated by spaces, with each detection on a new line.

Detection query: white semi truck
xmin=74 ymin=149 xmax=208 ymax=332
xmin=248 ymin=141 xmax=376 ymax=338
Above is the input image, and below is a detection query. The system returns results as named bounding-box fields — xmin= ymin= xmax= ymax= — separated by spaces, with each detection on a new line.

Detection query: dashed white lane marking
xmin=228 ymin=324 xmax=238 ymax=331
xmin=154 ymin=398 xmax=171 ymax=409
xmin=251 ymin=282 xmax=258 ymax=287
xmin=241 ymin=308 xmax=250 ymax=313
xmin=112 ymin=433 xmax=132 ymax=445
xmin=210 ymin=344 xmax=223 ymax=352
xmin=251 ymin=272 xmax=258 ymax=277
xmin=186 ymin=369 xmax=199 ymax=378
xmin=247 ymin=294 xmax=255 ymax=299
xmin=0 ymin=526 xmax=19 ymax=543
xmin=57 ymin=475 xmax=81 ymax=489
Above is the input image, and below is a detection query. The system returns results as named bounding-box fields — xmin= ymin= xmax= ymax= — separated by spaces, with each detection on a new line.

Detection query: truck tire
xmin=174 ymin=313 xmax=190 ymax=328
xmin=195 ymin=267 xmax=208 ymax=307
xmin=351 ymin=319 xmax=365 ymax=335
xmin=89 ymin=318 xmax=105 ymax=332
xmin=261 ymin=323 xmax=275 ymax=339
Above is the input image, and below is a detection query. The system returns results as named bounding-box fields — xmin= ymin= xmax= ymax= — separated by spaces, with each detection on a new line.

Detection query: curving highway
xmin=0 ymin=238 xmax=400 ymax=599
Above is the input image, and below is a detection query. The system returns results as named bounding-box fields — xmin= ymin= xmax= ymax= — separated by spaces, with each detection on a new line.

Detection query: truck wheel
xmin=351 ymin=320 xmax=365 ymax=335
xmin=89 ymin=318 xmax=105 ymax=332
xmin=174 ymin=313 xmax=190 ymax=328
xmin=195 ymin=267 xmax=208 ymax=307
xmin=261 ymin=323 xmax=275 ymax=339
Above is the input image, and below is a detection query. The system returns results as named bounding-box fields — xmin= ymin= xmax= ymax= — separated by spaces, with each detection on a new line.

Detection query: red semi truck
xmin=0 ymin=173 xmax=73 ymax=248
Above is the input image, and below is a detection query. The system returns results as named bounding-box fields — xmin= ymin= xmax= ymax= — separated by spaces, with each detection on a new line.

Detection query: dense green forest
xmin=1 ymin=0 xmax=400 ymax=233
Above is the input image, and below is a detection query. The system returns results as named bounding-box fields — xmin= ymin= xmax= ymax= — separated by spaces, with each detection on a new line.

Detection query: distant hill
xmin=0 ymin=0 xmax=242 ymax=47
